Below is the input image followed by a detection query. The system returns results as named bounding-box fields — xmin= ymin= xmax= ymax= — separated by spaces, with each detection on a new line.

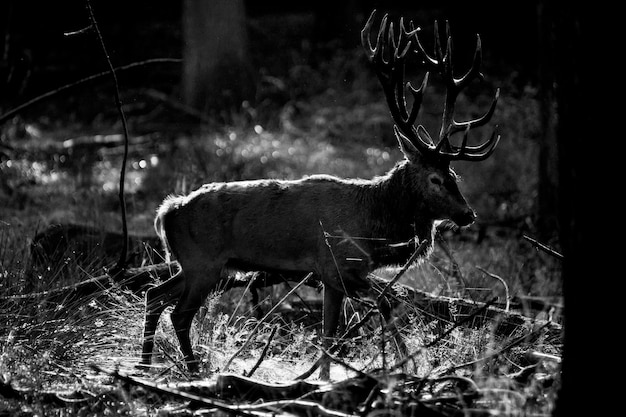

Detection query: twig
xmin=85 ymin=0 xmax=130 ymax=274
xmin=379 ymin=314 xmax=387 ymax=374
xmin=377 ymin=238 xmax=430 ymax=302
xmin=245 ymin=324 xmax=279 ymax=377
xmin=476 ymin=266 xmax=510 ymax=312
xmin=227 ymin=273 xmax=258 ymax=327
xmin=225 ymin=398 xmax=354 ymax=417
xmin=523 ymin=235 xmax=564 ymax=260
xmin=435 ymin=232 xmax=468 ymax=296
xmin=0 ymin=59 xmax=181 ymax=125
xmin=390 ymin=297 xmax=498 ymax=372
xmin=224 ymin=273 xmax=312 ymax=371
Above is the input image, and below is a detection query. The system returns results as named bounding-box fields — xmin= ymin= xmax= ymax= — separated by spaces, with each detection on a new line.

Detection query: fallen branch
xmin=387 ymin=281 xmax=562 ymax=339
xmin=90 ymin=365 xmax=273 ymax=417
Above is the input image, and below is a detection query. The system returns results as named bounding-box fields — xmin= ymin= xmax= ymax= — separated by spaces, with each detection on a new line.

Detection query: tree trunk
xmin=182 ymin=0 xmax=253 ymax=114
xmin=552 ymin=2 xmax=604 ymax=416
xmin=536 ymin=1 xmax=559 ymax=242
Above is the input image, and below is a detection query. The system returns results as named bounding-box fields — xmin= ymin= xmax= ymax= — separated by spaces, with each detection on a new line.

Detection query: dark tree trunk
xmin=182 ymin=0 xmax=254 ymax=114
xmin=552 ymin=2 xmax=605 ymax=416
xmin=536 ymin=1 xmax=559 ymax=242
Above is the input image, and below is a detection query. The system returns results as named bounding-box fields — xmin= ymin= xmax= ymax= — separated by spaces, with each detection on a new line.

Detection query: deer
xmin=138 ymin=10 xmax=500 ymax=380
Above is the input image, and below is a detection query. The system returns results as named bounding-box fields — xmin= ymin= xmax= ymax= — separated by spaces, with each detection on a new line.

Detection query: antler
xmin=361 ymin=10 xmax=500 ymax=162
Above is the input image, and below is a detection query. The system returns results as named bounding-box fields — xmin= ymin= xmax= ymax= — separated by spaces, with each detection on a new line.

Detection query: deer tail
xmin=154 ymin=196 xmax=179 ymax=262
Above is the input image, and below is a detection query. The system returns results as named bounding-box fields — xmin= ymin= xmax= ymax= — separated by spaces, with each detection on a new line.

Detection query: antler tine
xmin=407 ymin=72 xmax=429 ymax=127
xmin=362 ymin=10 xmax=430 ymax=149
xmin=433 ymin=26 xmax=500 ymax=160
xmin=361 ymin=10 xmax=391 ymax=67
xmin=361 ymin=10 xmax=376 ymax=57
xmin=434 ymin=21 xmax=444 ymax=65
xmin=448 ymin=88 xmax=499 ymax=140
xmin=456 ymin=34 xmax=484 ymax=89
xmin=362 ymin=11 xmax=500 ymax=161
xmin=457 ymin=127 xmax=501 ymax=161
xmin=374 ymin=15 xmax=389 ymax=65
xmin=439 ymin=125 xmax=500 ymax=161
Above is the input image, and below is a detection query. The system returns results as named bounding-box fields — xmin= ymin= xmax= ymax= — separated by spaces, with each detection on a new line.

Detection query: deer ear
xmin=395 ymin=127 xmax=420 ymax=161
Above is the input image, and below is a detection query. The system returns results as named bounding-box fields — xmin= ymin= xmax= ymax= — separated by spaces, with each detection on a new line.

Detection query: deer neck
xmin=363 ymin=161 xmax=435 ymax=244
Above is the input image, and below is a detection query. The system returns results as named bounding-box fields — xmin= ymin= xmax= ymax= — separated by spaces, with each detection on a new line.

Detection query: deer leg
xmin=319 ymin=284 xmax=344 ymax=380
xmin=170 ymin=267 xmax=219 ymax=373
xmin=377 ymin=295 xmax=413 ymax=372
xmin=140 ymin=271 xmax=184 ymax=366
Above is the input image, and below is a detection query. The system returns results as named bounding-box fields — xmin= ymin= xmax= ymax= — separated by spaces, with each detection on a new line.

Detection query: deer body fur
xmin=157 ymin=162 xmax=440 ymax=291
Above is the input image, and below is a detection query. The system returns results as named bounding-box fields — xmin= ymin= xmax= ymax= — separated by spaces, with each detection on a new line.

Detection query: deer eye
xmin=429 ymin=175 xmax=443 ymax=186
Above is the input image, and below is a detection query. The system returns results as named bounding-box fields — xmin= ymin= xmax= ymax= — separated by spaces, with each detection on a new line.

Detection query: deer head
xmin=361 ymin=10 xmax=500 ymax=227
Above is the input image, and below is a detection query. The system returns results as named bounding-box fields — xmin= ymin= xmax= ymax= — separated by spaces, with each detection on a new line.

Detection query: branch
xmin=376 ymin=238 xmax=431 ymax=301
xmin=85 ymin=0 xmax=130 ymax=274
xmin=0 ymin=58 xmax=181 ymax=125
xmin=523 ymin=235 xmax=564 ymax=260
xmin=476 ymin=266 xmax=510 ymax=312
xmin=90 ymin=365 xmax=266 ymax=417
xmin=245 ymin=324 xmax=279 ymax=377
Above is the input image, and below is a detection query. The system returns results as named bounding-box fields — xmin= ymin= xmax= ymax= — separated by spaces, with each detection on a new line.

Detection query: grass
xmin=0 ymin=219 xmax=562 ymax=415
xmin=0 ymin=25 xmax=561 ymax=415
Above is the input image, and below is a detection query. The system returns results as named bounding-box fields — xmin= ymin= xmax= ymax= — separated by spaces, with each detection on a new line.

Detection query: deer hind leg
xmin=140 ymin=270 xmax=185 ymax=366
xmin=170 ymin=266 xmax=221 ymax=373
xmin=319 ymin=284 xmax=345 ymax=380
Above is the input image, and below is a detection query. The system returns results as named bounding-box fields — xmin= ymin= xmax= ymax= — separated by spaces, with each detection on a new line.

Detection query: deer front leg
xmin=319 ymin=284 xmax=344 ymax=380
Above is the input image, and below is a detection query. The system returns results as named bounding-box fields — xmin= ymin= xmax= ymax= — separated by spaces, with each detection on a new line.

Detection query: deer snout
xmin=454 ymin=208 xmax=476 ymax=227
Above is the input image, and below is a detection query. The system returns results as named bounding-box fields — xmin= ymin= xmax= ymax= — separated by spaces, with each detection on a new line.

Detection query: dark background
xmin=1 ymin=0 xmax=541 ymax=111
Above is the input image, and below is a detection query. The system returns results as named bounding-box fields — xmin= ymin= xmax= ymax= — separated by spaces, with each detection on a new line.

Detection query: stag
xmin=139 ymin=10 xmax=500 ymax=379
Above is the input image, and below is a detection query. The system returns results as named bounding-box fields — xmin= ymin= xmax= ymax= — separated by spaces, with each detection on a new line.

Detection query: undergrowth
xmin=0 ymin=215 xmax=562 ymax=415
